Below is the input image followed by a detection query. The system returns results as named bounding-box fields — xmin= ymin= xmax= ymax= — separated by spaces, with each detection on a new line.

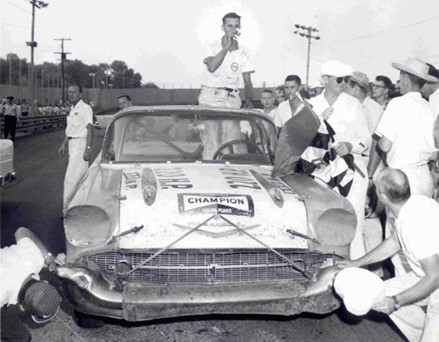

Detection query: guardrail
xmin=0 ymin=115 xmax=67 ymax=138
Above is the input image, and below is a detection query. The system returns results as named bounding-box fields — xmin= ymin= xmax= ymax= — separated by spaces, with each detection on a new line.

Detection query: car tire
xmin=73 ymin=310 xmax=105 ymax=329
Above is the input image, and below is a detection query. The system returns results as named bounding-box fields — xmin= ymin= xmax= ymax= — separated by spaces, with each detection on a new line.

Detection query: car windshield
xmin=102 ymin=110 xmax=277 ymax=164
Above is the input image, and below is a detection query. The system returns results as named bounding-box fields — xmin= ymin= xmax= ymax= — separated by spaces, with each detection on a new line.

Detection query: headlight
xmin=314 ymin=208 xmax=356 ymax=247
xmin=64 ymin=205 xmax=112 ymax=247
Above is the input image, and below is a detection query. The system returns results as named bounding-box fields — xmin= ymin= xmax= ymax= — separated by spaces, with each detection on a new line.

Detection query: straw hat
xmin=350 ymin=71 xmax=370 ymax=90
xmin=392 ymin=58 xmax=438 ymax=83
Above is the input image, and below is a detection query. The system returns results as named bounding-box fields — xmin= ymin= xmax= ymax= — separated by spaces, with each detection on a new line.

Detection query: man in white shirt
xmin=272 ymin=75 xmax=303 ymax=128
xmin=371 ymin=75 xmax=393 ymax=109
xmin=198 ymin=12 xmax=254 ymax=109
xmin=371 ymin=58 xmax=438 ymax=197
xmin=308 ymin=60 xmax=371 ymax=259
xmin=260 ymin=89 xmax=277 ymax=118
xmin=58 ymin=85 xmax=94 ymax=215
xmin=421 ymin=63 xmax=439 ymax=115
xmin=337 ymin=168 xmax=439 ymax=342
xmin=2 ymin=96 xmax=21 ymax=142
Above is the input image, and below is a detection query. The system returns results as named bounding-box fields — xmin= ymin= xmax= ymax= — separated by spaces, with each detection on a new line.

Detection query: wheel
xmin=212 ymin=139 xmax=263 ymax=160
xmin=73 ymin=310 xmax=105 ymax=329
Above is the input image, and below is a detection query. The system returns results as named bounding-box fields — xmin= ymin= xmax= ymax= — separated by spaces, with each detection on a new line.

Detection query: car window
xmin=103 ymin=111 xmax=276 ymax=164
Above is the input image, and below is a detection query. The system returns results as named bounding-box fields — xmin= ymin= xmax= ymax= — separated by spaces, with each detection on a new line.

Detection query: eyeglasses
xmin=330 ymin=76 xmax=350 ymax=84
xmin=372 ymin=84 xmax=387 ymax=89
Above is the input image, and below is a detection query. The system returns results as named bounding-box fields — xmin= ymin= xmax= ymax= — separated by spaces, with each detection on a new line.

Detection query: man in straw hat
xmin=368 ymin=58 xmax=439 ymax=275
xmin=337 ymin=168 xmax=439 ymax=342
xmin=1 ymin=227 xmax=64 ymax=341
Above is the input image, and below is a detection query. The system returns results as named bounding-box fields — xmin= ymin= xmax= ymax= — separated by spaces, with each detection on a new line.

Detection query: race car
xmin=58 ymin=106 xmax=356 ymax=325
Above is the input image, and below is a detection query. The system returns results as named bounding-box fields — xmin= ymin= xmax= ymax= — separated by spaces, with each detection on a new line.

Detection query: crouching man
xmin=337 ymin=168 xmax=439 ymax=342
xmin=1 ymin=227 xmax=64 ymax=341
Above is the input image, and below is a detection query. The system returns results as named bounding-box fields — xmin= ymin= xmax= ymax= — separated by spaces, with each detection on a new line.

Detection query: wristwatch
xmin=392 ymin=295 xmax=401 ymax=310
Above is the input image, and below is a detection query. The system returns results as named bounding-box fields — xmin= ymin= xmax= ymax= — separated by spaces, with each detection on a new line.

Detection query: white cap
xmin=321 ymin=60 xmax=353 ymax=77
xmin=334 ymin=267 xmax=385 ymax=316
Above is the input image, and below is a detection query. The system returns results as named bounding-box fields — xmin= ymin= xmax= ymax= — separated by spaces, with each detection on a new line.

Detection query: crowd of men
xmin=199 ymin=11 xmax=439 ymax=342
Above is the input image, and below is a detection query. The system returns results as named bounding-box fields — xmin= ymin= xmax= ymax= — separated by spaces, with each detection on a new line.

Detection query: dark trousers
xmin=1 ymin=306 xmax=31 ymax=342
xmin=4 ymin=116 xmax=17 ymax=142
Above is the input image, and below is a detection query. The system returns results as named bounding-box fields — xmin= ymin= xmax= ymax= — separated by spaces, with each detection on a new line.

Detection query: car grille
xmin=86 ymin=250 xmax=342 ymax=285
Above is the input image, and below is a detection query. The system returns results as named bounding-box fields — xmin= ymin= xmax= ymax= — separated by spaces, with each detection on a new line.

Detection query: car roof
xmin=112 ymin=105 xmax=274 ymax=122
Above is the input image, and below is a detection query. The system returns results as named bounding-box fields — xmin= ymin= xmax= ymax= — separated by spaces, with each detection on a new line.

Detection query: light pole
xmin=27 ymin=0 xmax=48 ymax=114
xmin=89 ymin=72 xmax=96 ymax=89
xmin=294 ymin=24 xmax=320 ymax=90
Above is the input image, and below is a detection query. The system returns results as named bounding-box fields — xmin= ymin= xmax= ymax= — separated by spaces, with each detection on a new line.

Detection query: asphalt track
xmin=0 ymin=129 xmax=405 ymax=342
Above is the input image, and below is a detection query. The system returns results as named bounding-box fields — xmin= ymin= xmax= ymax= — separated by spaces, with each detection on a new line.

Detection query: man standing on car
xmin=58 ymin=85 xmax=94 ymax=215
xmin=198 ymin=12 xmax=254 ymax=109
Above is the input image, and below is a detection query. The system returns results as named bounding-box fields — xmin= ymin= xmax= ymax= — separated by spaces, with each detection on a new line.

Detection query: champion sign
xmin=178 ymin=194 xmax=254 ymax=217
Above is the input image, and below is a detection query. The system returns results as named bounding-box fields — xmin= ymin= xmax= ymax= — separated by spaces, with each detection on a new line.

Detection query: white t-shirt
xmin=1 ymin=237 xmax=44 ymax=306
xmin=362 ymin=96 xmax=383 ymax=135
xmin=65 ymin=99 xmax=93 ymax=138
xmin=308 ymin=92 xmax=371 ymax=155
xmin=375 ymin=92 xmax=437 ymax=169
xmin=201 ymin=39 xmax=254 ymax=89
xmin=396 ymin=195 xmax=439 ymax=277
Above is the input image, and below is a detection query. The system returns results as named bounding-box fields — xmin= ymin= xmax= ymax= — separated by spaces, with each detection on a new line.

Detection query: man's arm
xmin=337 ymin=231 xmax=401 ymax=268
xmin=242 ymin=72 xmax=254 ymax=109
xmin=204 ymin=36 xmax=234 ymax=73
xmin=59 ymin=136 xmax=69 ymax=155
xmin=15 ymin=227 xmax=49 ymax=261
xmin=378 ymin=135 xmax=392 ymax=153
xmin=367 ymin=136 xmax=384 ymax=178
xmin=373 ymin=254 xmax=439 ymax=314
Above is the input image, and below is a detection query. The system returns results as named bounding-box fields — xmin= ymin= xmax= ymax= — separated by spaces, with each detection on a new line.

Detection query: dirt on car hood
xmin=115 ymin=163 xmax=309 ymax=250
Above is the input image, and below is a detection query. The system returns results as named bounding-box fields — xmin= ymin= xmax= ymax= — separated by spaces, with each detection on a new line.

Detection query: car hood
xmin=116 ymin=163 xmax=308 ymax=250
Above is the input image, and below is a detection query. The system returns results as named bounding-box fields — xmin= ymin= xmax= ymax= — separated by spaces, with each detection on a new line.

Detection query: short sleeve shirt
xmin=202 ymin=39 xmax=255 ymax=89
xmin=1 ymin=237 xmax=44 ymax=306
xmin=65 ymin=100 xmax=93 ymax=138
xmin=429 ymin=88 xmax=439 ymax=115
xmin=375 ymin=92 xmax=437 ymax=169
xmin=396 ymin=195 xmax=439 ymax=277
xmin=362 ymin=96 xmax=383 ymax=135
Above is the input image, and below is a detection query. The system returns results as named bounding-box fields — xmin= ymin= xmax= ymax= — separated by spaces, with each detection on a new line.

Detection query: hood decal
xmin=178 ymin=193 xmax=254 ymax=217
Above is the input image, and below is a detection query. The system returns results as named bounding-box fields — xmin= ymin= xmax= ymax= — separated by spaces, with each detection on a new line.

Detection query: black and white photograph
xmin=1 ymin=0 xmax=439 ymax=341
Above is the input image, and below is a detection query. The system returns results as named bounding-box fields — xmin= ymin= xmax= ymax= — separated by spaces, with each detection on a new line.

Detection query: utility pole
xmin=54 ymin=38 xmax=71 ymax=103
xmin=294 ymin=24 xmax=320 ymax=90
xmin=26 ymin=0 xmax=48 ymax=115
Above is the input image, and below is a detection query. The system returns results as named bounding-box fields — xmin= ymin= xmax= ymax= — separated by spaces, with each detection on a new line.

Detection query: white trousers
xmin=385 ymin=272 xmax=439 ymax=342
xmin=63 ymin=138 xmax=89 ymax=213
xmin=198 ymin=86 xmax=242 ymax=109
xmin=348 ymin=157 xmax=369 ymax=259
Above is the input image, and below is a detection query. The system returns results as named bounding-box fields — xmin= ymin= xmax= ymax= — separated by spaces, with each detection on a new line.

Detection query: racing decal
xmin=231 ymin=62 xmax=239 ymax=72
xmin=178 ymin=193 xmax=254 ymax=217
xmin=123 ymin=171 xmax=141 ymax=190
xmin=259 ymin=171 xmax=297 ymax=195
xmin=154 ymin=167 xmax=193 ymax=189
xmin=220 ymin=167 xmax=262 ymax=190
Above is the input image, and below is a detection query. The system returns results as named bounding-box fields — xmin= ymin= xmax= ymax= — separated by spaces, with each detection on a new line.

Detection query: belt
xmin=68 ymin=137 xmax=83 ymax=140
xmin=217 ymin=87 xmax=239 ymax=93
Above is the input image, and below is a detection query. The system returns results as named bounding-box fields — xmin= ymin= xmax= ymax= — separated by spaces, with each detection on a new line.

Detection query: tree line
xmin=0 ymin=53 xmax=159 ymax=89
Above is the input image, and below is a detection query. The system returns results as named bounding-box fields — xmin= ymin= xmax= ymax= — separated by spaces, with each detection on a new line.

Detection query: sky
xmin=1 ymin=0 xmax=439 ymax=89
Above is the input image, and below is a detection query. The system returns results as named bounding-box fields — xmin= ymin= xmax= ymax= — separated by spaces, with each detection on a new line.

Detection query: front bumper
xmin=61 ymin=267 xmax=340 ymax=321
